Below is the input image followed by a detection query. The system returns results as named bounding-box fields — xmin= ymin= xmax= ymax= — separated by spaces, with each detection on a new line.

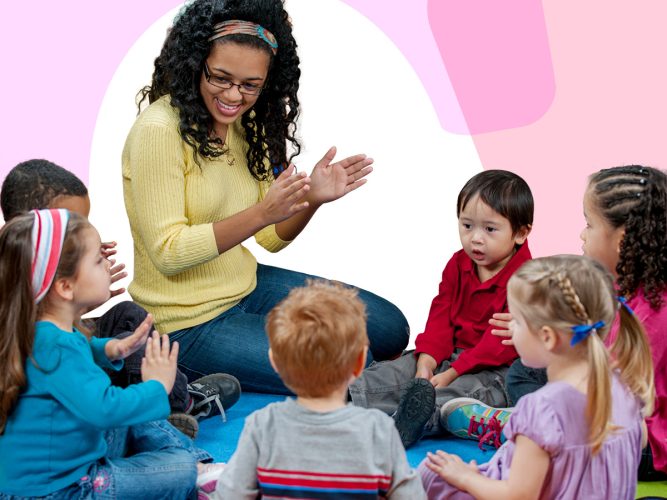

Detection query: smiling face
xmin=199 ymin=41 xmax=270 ymax=139
xmin=580 ymin=189 xmax=625 ymax=277
xmin=458 ymin=195 xmax=529 ymax=281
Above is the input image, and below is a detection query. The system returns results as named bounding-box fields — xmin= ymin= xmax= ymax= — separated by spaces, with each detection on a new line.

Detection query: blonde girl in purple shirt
xmin=420 ymin=255 xmax=654 ymax=499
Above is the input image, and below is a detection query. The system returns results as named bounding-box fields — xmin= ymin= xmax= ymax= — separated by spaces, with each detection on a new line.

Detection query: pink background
xmin=2 ymin=0 xmax=666 ymax=257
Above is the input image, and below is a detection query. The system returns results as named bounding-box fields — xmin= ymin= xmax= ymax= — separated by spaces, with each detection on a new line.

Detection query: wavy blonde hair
xmin=508 ymin=255 xmax=654 ymax=454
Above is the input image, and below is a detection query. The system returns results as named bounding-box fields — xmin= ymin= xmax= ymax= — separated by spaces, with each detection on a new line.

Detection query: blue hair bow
xmin=617 ymin=296 xmax=635 ymax=315
xmin=570 ymin=320 xmax=605 ymax=346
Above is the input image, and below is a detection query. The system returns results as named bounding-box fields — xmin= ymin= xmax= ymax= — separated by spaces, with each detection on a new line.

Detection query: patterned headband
xmin=31 ymin=209 xmax=69 ymax=303
xmin=209 ymin=20 xmax=278 ymax=55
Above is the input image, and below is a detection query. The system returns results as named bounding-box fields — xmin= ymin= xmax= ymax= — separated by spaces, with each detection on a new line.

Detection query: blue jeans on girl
xmin=0 ymin=420 xmax=207 ymax=499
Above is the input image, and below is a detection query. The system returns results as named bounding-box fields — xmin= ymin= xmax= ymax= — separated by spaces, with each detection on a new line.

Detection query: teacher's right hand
xmin=260 ymin=163 xmax=311 ymax=224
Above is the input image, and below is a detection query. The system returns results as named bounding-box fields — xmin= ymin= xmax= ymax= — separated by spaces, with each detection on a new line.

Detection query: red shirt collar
xmin=460 ymin=241 xmax=532 ymax=290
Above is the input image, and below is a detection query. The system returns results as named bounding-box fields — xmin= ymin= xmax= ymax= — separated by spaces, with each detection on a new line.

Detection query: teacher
xmin=122 ymin=0 xmax=409 ymax=394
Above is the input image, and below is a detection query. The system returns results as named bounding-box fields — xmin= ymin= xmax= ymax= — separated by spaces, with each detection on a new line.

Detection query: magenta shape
xmin=428 ymin=0 xmax=555 ymax=134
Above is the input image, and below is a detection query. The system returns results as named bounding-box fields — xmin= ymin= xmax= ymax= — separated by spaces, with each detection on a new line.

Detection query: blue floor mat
xmin=195 ymin=393 xmax=492 ymax=468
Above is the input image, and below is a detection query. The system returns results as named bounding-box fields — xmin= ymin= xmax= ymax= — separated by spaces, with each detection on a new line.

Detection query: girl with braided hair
xmin=122 ymin=0 xmax=409 ymax=394
xmin=497 ymin=165 xmax=667 ymax=481
xmin=420 ymin=255 xmax=654 ymax=500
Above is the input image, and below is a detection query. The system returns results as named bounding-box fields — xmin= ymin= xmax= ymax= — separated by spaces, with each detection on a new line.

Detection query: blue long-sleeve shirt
xmin=0 ymin=321 xmax=170 ymax=496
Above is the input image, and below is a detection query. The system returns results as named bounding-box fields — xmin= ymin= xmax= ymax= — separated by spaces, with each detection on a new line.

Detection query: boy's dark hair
xmin=457 ymin=169 xmax=534 ymax=234
xmin=588 ymin=165 xmax=667 ymax=309
xmin=1 ymin=159 xmax=87 ymax=221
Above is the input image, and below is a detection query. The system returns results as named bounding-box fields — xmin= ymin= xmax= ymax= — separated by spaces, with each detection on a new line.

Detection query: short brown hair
xmin=266 ymin=280 xmax=368 ymax=397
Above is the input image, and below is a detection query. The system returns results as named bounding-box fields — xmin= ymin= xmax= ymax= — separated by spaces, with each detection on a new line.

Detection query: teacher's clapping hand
xmin=307 ymin=146 xmax=374 ymax=206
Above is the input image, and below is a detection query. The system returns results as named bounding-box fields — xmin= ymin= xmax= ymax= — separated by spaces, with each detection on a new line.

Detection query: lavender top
xmin=420 ymin=375 xmax=643 ymax=500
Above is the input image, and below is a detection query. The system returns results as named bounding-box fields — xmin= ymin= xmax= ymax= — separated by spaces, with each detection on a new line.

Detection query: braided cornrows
xmin=554 ymin=272 xmax=590 ymax=324
xmin=589 ymin=166 xmax=667 ymax=309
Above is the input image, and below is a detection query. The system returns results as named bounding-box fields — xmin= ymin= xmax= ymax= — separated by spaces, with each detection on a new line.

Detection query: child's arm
xmin=641 ymin=419 xmax=648 ymax=449
xmin=447 ymin=304 xmax=518 ymax=379
xmin=40 ymin=332 xmax=171 ymax=428
xmin=387 ymin=427 xmax=427 ymax=499
xmin=103 ymin=314 xmax=153 ymax=362
xmin=211 ymin=418 xmax=261 ymax=499
xmin=431 ymin=311 xmax=514 ymax=387
xmin=414 ymin=257 xmax=459 ymax=371
xmin=425 ymin=435 xmax=549 ymax=500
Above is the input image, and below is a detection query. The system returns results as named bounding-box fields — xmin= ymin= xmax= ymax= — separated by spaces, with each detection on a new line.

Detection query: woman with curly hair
xmin=122 ymin=0 xmax=409 ymax=395
xmin=485 ymin=165 xmax=667 ymax=481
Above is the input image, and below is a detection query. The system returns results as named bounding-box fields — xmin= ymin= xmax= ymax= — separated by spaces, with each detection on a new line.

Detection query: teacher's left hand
xmin=307 ymin=146 xmax=373 ymax=206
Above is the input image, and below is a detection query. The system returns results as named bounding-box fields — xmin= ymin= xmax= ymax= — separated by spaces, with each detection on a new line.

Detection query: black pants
xmin=93 ymin=301 xmax=190 ymax=412
xmin=639 ymin=443 xmax=667 ymax=482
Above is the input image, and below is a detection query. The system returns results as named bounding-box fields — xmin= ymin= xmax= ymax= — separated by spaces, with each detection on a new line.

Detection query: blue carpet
xmin=195 ymin=393 xmax=492 ymax=468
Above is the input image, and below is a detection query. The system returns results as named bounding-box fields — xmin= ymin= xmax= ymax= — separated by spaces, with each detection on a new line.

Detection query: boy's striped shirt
xmin=258 ymin=467 xmax=392 ymax=499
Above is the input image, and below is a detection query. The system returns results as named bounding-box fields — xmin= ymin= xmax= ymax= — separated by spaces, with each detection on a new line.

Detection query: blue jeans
xmin=505 ymin=358 xmax=548 ymax=405
xmin=170 ymin=264 xmax=410 ymax=394
xmin=0 ymin=421 xmax=202 ymax=499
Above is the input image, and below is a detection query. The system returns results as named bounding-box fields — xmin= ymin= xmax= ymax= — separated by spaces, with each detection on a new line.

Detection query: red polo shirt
xmin=414 ymin=242 xmax=532 ymax=375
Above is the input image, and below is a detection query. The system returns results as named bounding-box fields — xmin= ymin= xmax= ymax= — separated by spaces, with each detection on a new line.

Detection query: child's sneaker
xmin=440 ymin=398 xmax=513 ymax=449
xmin=392 ymin=378 xmax=436 ymax=449
xmin=197 ymin=462 xmax=226 ymax=499
xmin=186 ymin=373 xmax=241 ymax=422
xmin=167 ymin=412 xmax=199 ymax=439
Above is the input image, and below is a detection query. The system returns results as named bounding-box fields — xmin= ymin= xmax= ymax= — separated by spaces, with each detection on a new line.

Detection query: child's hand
xmin=141 ymin=331 xmax=179 ymax=394
xmin=425 ymin=451 xmax=480 ymax=491
xmin=415 ymin=353 xmax=437 ymax=380
xmin=490 ymin=312 xmax=514 ymax=346
xmin=104 ymin=314 xmax=153 ymax=361
xmin=415 ymin=364 xmax=434 ymax=380
xmin=430 ymin=367 xmax=458 ymax=388
xmin=102 ymin=241 xmax=128 ymax=297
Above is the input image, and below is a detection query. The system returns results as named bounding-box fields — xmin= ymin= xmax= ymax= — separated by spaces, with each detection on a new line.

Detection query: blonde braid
xmin=555 ymin=271 xmax=612 ymax=454
xmin=555 ymin=272 xmax=590 ymax=324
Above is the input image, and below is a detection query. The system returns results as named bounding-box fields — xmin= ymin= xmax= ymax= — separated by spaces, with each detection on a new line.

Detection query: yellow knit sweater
xmin=122 ymin=96 xmax=290 ymax=334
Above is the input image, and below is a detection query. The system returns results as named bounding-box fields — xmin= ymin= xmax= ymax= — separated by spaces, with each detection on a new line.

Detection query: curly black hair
xmin=1 ymin=159 xmax=88 ymax=221
xmin=138 ymin=0 xmax=300 ymax=181
xmin=589 ymin=165 xmax=667 ymax=310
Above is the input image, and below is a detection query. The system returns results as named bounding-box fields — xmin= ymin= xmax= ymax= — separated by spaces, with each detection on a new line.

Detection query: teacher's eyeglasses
xmin=203 ymin=63 xmax=264 ymax=96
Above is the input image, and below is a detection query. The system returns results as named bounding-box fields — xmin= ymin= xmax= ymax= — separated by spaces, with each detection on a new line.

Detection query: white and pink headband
xmin=30 ymin=209 xmax=69 ymax=303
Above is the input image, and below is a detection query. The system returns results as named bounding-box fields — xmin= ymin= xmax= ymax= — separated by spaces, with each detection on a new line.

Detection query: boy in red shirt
xmin=349 ymin=170 xmax=533 ymax=448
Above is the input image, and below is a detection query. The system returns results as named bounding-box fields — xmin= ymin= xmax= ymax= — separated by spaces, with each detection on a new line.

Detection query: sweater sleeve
xmin=125 ymin=120 xmax=220 ymax=276
xmin=414 ymin=257 xmax=457 ymax=364
xmin=89 ymin=336 xmax=123 ymax=371
xmin=213 ymin=415 xmax=261 ymax=499
xmin=40 ymin=335 xmax=169 ymax=428
xmin=450 ymin=301 xmax=518 ymax=375
xmin=253 ymin=179 xmax=292 ymax=253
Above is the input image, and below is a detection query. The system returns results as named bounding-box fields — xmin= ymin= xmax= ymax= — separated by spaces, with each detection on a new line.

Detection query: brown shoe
xmin=167 ymin=412 xmax=199 ymax=439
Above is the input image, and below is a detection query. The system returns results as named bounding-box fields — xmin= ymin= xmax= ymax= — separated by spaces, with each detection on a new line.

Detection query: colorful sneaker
xmin=440 ymin=398 xmax=513 ymax=449
xmin=167 ymin=412 xmax=199 ymax=439
xmin=392 ymin=378 xmax=436 ymax=449
xmin=186 ymin=373 xmax=241 ymax=422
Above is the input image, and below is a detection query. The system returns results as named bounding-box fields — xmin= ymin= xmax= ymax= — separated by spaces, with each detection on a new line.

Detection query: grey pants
xmin=349 ymin=350 xmax=510 ymax=435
